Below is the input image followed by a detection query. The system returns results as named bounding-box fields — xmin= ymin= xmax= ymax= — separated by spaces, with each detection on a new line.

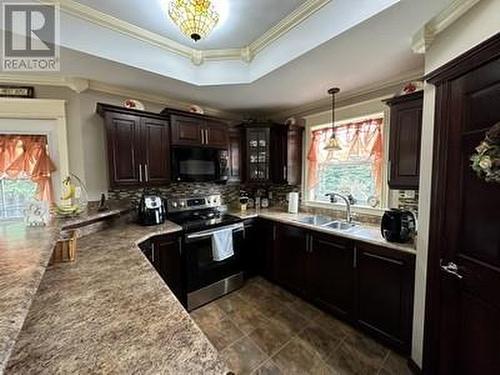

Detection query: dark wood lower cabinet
xmin=140 ymin=234 xmax=184 ymax=304
xmin=274 ymin=224 xmax=308 ymax=296
xmin=254 ymin=221 xmax=415 ymax=354
xmin=355 ymin=242 xmax=415 ymax=353
xmin=242 ymin=219 xmax=259 ymax=278
xmin=309 ymin=233 xmax=354 ymax=318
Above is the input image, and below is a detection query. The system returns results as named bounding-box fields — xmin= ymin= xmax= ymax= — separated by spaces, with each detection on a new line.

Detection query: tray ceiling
xmin=73 ymin=0 xmax=308 ymax=49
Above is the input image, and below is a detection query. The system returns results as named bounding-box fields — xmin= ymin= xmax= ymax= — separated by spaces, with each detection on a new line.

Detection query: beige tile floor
xmin=190 ymin=277 xmax=413 ymax=375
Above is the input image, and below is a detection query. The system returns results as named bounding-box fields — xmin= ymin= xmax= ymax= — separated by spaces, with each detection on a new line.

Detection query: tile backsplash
xmin=108 ymin=183 xmax=419 ymax=226
xmin=108 ymin=182 xmax=240 ymax=207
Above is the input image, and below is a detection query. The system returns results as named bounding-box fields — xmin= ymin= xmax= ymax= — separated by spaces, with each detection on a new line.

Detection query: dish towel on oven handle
xmin=211 ymin=228 xmax=234 ymax=262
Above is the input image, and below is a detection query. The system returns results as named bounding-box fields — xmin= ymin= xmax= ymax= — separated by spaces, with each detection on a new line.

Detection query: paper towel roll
xmin=288 ymin=192 xmax=299 ymax=214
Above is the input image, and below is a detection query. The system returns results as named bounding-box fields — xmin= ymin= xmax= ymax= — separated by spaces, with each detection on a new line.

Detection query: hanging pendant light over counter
xmin=324 ymin=87 xmax=342 ymax=151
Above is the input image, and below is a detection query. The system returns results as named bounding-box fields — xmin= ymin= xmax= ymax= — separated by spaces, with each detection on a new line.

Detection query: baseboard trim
xmin=407 ymin=358 xmax=422 ymax=375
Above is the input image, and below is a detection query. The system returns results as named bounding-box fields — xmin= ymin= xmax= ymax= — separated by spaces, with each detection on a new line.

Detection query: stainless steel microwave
xmin=171 ymin=147 xmax=229 ymax=183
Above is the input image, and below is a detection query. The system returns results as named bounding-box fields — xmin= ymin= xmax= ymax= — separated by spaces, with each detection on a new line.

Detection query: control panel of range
xmin=167 ymin=195 xmax=222 ymax=213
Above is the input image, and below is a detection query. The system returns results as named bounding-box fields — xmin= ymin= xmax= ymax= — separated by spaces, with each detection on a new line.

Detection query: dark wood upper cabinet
xmin=385 ymin=91 xmax=423 ymax=189
xmin=286 ymin=125 xmax=304 ymax=186
xmin=228 ymin=127 xmax=242 ymax=182
xmin=103 ymin=112 xmax=141 ymax=187
xmin=242 ymin=123 xmax=303 ymax=184
xmin=97 ymin=103 xmax=170 ymax=188
xmin=141 ymin=117 xmax=171 ymax=185
xmin=205 ymin=120 xmax=229 ymax=148
xmin=309 ymin=233 xmax=355 ymax=318
xmin=164 ymin=109 xmax=229 ymax=149
xmin=244 ymin=127 xmax=271 ymax=183
xmin=170 ymin=114 xmax=204 ymax=146
xmin=355 ymin=242 xmax=415 ymax=353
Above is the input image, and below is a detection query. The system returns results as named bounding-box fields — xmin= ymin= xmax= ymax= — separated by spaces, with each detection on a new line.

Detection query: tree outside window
xmin=307 ymin=116 xmax=384 ymax=208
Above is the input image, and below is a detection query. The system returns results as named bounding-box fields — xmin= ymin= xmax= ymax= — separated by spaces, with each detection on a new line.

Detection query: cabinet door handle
xmin=145 ymin=164 xmax=149 ymax=182
xmin=388 ymin=160 xmax=392 ymax=180
xmin=151 ymin=243 xmax=155 ymax=263
xmin=283 ymin=166 xmax=287 ymax=181
xmin=139 ymin=164 xmax=143 ymax=182
xmin=353 ymin=245 xmax=357 ymax=268
xmin=205 ymin=129 xmax=209 ymax=145
xmin=363 ymin=251 xmax=404 ymax=266
xmin=273 ymin=225 xmax=277 ymax=241
xmin=201 ymin=129 xmax=205 ymax=144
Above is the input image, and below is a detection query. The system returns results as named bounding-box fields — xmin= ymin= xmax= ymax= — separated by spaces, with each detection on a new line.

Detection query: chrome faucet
xmin=325 ymin=193 xmax=352 ymax=223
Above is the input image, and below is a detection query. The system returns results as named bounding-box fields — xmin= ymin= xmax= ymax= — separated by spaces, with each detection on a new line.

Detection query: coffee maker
xmin=137 ymin=193 xmax=166 ymax=226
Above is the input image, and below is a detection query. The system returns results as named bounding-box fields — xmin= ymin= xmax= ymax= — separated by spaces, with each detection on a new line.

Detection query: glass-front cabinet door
xmin=246 ymin=128 xmax=270 ymax=182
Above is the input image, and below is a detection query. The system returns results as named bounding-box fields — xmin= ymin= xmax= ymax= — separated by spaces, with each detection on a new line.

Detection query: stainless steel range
xmin=167 ymin=195 xmax=245 ymax=311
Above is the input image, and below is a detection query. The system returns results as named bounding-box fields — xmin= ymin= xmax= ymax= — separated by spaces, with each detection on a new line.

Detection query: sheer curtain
xmin=0 ymin=135 xmax=57 ymax=202
xmin=307 ymin=118 xmax=384 ymax=194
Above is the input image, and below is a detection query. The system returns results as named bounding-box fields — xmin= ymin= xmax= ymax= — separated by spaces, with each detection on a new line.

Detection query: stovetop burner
xmin=166 ymin=194 xmax=242 ymax=233
xmin=168 ymin=210 xmax=242 ymax=233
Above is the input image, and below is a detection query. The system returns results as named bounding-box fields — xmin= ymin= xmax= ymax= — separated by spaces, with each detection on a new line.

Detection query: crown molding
xmin=46 ymin=0 xmax=193 ymax=58
xmin=0 ymin=74 xmax=242 ymax=119
xmin=411 ymin=0 xmax=481 ymax=54
xmin=42 ymin=0 xmax=331 ymax=65
xmin=0 ymin=74 xmax=89 ymax=93
xmin=249 ymin=0 xmax=332 ymax=56
xmin=87 ymin=80 xmax=241 ymax=119
xmin=270 ymin=68 xmax=423 ymax=120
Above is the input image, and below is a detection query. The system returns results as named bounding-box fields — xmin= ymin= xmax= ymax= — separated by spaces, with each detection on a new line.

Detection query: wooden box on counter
xmin=49 ymin=231 xmax=77 ymax=265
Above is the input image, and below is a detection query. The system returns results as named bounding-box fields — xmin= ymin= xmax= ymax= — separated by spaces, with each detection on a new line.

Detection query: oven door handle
xmin=185 ymin=223 xmax=245 ymax=241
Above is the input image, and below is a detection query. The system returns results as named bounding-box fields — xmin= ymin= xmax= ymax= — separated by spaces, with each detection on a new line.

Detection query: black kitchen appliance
xmin=167 ymin=195 xmax=244 ymax=311
xmin=381 ymin=209 xmax=416 ymax=243
xmin=137 ymin=193 xmax=166 ymax=226
xmin=171 ymin=147 xmax=229 ymax=183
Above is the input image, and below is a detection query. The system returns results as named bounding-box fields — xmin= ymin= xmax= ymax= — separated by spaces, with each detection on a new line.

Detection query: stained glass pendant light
xmin=168 ymin=0 xmax=220 ymax=42
xmin=324 ymin=87 xmax=342 ymax=151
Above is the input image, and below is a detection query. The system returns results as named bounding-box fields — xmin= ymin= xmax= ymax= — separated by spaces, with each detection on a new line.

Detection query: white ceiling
xmin=51 ymin=0 xmax=451 ymax=114
xmin=73 ymin=0 xmax=308 ymax=49
xmin=58 ymin=0 xmax=402 ymax=85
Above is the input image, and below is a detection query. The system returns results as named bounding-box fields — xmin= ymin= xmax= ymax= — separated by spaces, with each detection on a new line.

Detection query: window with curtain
xmin=0 ymin=135 xmax=56 ymax=219
xmin=306 ymin=117 xmax=384 ymax=208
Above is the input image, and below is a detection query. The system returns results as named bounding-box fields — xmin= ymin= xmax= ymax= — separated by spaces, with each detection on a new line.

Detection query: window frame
xmin=302 ymin=111 xmax=390 ymax=216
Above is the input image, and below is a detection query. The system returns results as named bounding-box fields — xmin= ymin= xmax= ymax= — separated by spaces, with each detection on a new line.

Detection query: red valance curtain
xmin=307 ymin=118 xmax=384 ymax=194
xmin=0 ymin=135 xmax=57 ymax=202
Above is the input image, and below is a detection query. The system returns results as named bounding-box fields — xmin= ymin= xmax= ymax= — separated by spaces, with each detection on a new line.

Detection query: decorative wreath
xmin=471 ymin=122 xmax=500 ymax=183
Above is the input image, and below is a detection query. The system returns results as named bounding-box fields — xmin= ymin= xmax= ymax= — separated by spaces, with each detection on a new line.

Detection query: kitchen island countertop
xmin=4 ymin=219 xmax=231 ymax=374
xmin=0 ymin=202 xmax=132 ymax=373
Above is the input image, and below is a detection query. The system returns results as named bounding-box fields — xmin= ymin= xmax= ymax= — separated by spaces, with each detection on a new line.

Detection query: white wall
xmin=411 ymin=0 xmax=500 ymax=367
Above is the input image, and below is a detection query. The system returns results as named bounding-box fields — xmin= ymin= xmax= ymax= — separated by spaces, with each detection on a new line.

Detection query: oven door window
xmin=185 ymin=230 xmax=244 ymax=292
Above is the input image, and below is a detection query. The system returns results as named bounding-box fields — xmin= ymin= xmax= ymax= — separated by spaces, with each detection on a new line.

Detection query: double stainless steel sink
xmin=294 ymin=215 xmax=357 ymax=231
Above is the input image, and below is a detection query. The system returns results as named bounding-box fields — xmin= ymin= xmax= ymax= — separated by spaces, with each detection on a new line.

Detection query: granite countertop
xmin=230 ymin=209 xmax=416 ymax=254
xmin=3 ymin=218 xmax=230 ymax=375
xmin=0 ymin=202 xmax=133 ymax=373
